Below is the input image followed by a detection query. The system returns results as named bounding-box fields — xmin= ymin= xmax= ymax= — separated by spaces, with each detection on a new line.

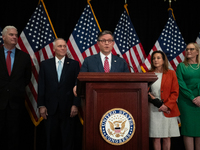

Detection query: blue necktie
xmin=57 ymin=60 xmax=62 ymax=82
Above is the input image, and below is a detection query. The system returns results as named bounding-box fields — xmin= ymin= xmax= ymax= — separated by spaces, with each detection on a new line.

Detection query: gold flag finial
xmin=164 ymin=0 xmax=176 ymax=8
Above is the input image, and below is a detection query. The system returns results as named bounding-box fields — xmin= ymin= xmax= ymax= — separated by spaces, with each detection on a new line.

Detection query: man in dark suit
xmin=0 ymin=26 xmax=32 ymax=150
xmin=37 ymin=38 xmax=80 ymax=150
xmin=80 ymin=30 xmax=129 ymax=72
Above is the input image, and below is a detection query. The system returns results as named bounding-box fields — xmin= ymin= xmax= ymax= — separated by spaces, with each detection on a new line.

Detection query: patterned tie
xmin=6 ymin=51 xmax=12 ymax=76
xmin=57 ymin=60 xmax=62 ymax=82
xmin=104 ymin=56 xmax=109 ymax=73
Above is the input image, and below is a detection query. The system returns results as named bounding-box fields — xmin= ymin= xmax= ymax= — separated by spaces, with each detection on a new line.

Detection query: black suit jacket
xmin=80 ymin=53 xmax=130 ymax=72
xmin=37 ymin=57 xmax=80 ymax=116
xmin=0 ymin=47 xmax=32 ymax=110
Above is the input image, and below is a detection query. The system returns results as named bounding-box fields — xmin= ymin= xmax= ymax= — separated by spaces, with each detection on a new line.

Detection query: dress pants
xmin=44 ymin=105 xmax=75 ymax=150
xmin=0 ymin=105 xmax=21 ymax=150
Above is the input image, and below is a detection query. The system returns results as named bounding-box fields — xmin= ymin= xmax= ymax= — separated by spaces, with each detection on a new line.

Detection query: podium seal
xmin=99 ymin=108 xmax=135 ymax=146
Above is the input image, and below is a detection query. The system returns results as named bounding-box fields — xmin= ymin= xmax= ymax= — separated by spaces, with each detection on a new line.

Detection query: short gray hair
xmin=2 ymin=26 xmax=18 ymax=36
xmin=53 ymin=38 xmax=66 ymax=48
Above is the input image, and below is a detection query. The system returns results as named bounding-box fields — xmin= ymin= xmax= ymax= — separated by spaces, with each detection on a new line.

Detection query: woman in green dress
xmin=176 ymin=42 xmax=200 ymax=150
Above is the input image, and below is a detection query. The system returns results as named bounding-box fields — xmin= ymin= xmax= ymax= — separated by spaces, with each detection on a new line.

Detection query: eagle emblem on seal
xmin=99 ymin=108 xmax=135 ymax=145
xmin=107 ymin=120 xmax=128 ymax=137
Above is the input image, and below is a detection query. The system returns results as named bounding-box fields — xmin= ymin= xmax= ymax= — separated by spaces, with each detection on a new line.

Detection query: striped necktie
xmin=104 ymin=56 xmax=109 ymax=73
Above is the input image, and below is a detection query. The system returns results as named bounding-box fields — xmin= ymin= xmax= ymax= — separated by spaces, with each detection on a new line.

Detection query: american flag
xmin=0 ymin=27 xmax=3 ymax=46
xmin=113 ymin=4 xmax=146 ymax=72
xmin=16 ymin=0 xmax=57 ymax=126
xmin=196 ymin=32 xmax=200 ymax=45
xmin=66 ymin=1 xmax=101 ymax=66
xmin=141 ymin=8 xmax=186 ymax=72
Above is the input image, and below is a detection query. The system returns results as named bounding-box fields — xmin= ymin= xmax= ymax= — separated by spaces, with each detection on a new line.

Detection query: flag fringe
xmin=124 ymin=4 xmax=129 ymax=15
xmin=25 ymin=101 xmax=43 ymax=126
xmin=40 ymin=0 xmax=58 ymax=38
xmin=87 ymin=0 xmax=102 ymax=32
xmin=168 ymin=8 xmax=175 ymax=20
xmin=141 ymin=66 xmax=147 ymax=73
xmin=78 ymin=112 xmax=84 ymax=125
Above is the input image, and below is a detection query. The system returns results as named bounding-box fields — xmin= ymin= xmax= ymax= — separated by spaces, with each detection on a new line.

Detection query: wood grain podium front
xmin=77 ymin=72 xmax=157 ymax=150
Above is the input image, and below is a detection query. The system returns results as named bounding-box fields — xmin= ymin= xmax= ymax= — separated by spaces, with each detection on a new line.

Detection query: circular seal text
xmin=99 ymin=108 xmax=135 ymax=146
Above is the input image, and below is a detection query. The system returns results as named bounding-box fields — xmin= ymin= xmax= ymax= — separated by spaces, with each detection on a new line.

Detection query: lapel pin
xmin=67 ymin=62 xmax=69 ymax=64
xmin=114 ymin=60 xmax=117 ymax=62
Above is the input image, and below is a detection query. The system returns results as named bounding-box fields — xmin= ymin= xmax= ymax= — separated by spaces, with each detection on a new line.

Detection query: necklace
xmin=189 ymin=64 xmax=199 ymax=70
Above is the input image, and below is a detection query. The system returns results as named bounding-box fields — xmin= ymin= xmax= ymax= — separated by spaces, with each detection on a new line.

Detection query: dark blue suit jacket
xmin=37 ymin=57 xmax=80 ymax=116
xmin=80 ymin=53 xmax=129 ymax=72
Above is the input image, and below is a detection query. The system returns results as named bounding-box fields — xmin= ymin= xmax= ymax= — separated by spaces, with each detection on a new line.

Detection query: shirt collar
xmin=4 ymin=46 xmax=16 ymax=55
xmin=100 ymin=52 xmax=112 ymax=60
xmin=55 ymin=56 xmax=65 ymax=63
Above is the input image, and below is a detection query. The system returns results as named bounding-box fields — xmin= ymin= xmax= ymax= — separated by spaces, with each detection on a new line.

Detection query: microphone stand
xmin=116 ymin=54 xmax=134 ymax=72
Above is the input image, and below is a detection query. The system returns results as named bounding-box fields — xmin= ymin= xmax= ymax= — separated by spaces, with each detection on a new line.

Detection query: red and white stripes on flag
xmin=196 ymin=32 xmax=200 ymax=45
xmin=113 ymin=4 xmax=146 ymax=72
xmin=0 ymin=27 xmax=3 ymax=46
xmin=66 ymin=0 xmax=101 ymax=66
xmin=16 ymin=0 xmax=57 ymax=126
xmin=141 ymin=41 xmax=185 ymax=72
xmin=141 ymin=8 xmax=186 ymax=72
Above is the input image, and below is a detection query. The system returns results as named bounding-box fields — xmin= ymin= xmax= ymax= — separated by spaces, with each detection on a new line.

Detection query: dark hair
xmin=149 ymin=51 xmax=169 ymax=73
xmin=97 ymin=30 xmax=114 ymax=41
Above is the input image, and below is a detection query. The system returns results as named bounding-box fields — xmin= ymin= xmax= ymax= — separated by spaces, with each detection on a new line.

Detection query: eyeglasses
xmin=186 ymin=48 xmax=196 ymax=51
xmin=98 ymin=39 xmax=114 ymax=44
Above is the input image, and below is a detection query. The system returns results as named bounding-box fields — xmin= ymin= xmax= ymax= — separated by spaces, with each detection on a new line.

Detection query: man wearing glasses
xmin=80 ymin=30 xmax=129 ymax=72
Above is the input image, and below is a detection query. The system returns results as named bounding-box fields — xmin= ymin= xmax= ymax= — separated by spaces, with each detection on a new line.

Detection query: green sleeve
xmin=176 ymin=63 xmax=195 ymax=101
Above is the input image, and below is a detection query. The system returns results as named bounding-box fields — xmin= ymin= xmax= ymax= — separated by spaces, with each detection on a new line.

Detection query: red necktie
xmin=104 ymin=56 xmax=109 ymax=73
xmin=6 ymin=51 xmax=12 ymax=76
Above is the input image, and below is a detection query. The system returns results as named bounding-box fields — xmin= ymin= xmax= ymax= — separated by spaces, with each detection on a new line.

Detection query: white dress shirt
xmin=100 ymin=52 xmax=111 ymax=70
xmin=55 ymin=56 xmax=65 ymax=71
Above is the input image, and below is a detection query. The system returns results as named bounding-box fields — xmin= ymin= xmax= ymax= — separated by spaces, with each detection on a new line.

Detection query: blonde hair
xmin=183 ymin=42 xmax=200 ymax=66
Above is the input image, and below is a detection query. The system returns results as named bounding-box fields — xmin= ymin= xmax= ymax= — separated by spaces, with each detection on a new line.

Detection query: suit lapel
xmin=110 ymin=54 xmax=117 ymax=72
xmin=11 ymin=48 xmax=21 ymax=76
xmin=54 ymin=57 xmax=69 ymax=84
xmin=161 ymin=72 xmax=167 ymax=88
xmin=96 ymin=53 xmax=104 ymax=72
xmin=59 ymin=57 xmax=70 ymax=83
xmin=50 ymin=57 xmax=59 ymax=83
xmin=0 ymin=47 xmax=8 ymax=73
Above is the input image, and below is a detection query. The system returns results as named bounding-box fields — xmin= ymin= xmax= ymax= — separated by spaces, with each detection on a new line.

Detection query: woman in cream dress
xmin=148 ymin=51 xmax=180 ymax=150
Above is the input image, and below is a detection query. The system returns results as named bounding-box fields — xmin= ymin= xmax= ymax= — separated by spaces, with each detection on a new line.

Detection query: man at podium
xmin=80 ymin=30 xmax=129 ymax=73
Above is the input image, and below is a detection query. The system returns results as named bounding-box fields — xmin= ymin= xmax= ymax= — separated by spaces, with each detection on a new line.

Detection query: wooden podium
xmin=77 ymin=72 xmax=157 ymax=150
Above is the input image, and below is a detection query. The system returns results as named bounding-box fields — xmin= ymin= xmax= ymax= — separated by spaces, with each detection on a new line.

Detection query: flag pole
xmin=125 ymin=0 xmax=127 ymax=4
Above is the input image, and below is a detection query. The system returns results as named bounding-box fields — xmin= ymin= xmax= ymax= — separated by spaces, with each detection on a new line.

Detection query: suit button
xmin=7 ymin=89 xmax=9 ymax=92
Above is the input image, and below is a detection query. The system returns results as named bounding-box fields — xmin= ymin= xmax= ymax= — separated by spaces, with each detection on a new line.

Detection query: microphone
xmin=116 ymin=54 xmax=134 ymax=72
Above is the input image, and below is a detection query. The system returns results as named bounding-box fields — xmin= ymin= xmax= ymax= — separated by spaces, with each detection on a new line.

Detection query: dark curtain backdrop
xmin=1 ymin=0 xmax=200 ymax=54
xmin=0 ymin=0 xmax=198 ymax=149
